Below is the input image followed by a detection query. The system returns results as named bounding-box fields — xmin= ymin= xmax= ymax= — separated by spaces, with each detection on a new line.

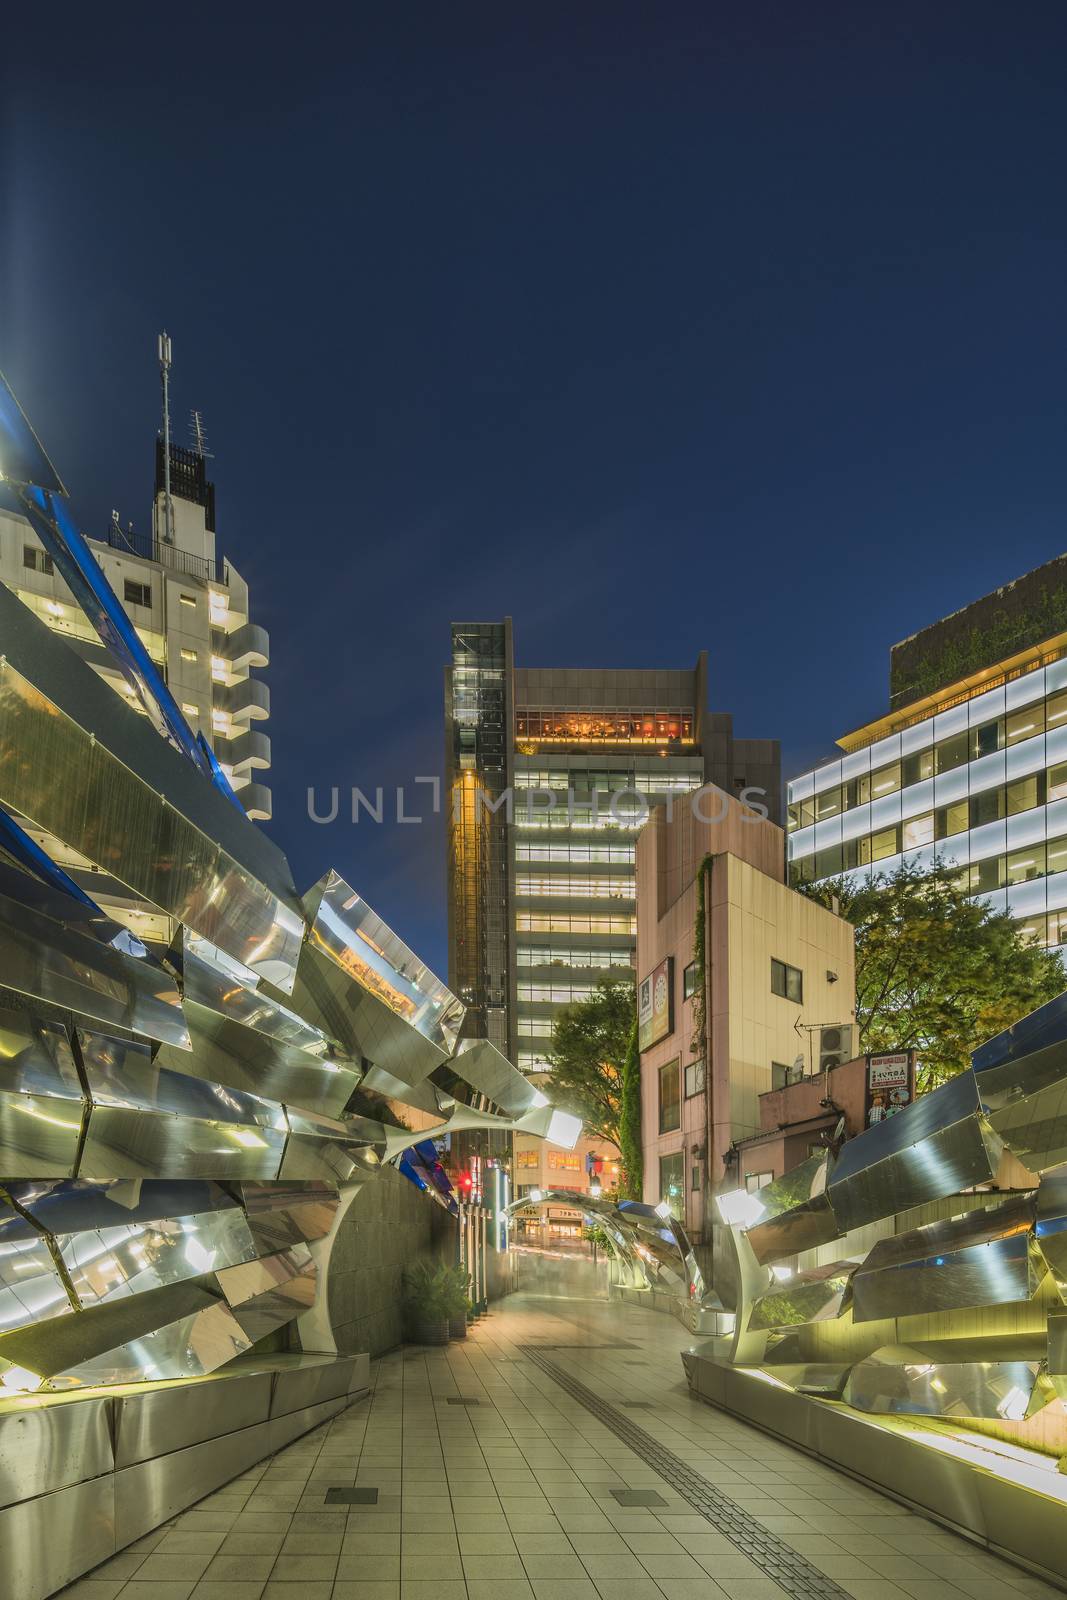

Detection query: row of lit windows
xmin=517 ymin=983 xmax=599 ymax=1004
xmin=788 ymin=694 xmax=1067 ymax=829
xmin=18 ymin=589 xmax=168 ymax=666
xmin=517 ymin=1018 xmax=556 ymax=1037
xmin=514 ymin=770 xmax=705 ymax=795
xmin=515 ymin=709 xmax=694 ymax=744
xmin=518 ymin=1051 xmax=549 ymax=1070
xmin=515 ymin=875 xmax=634 ymax=900
xmin=514 ymin=811 xmax=644 ymax=832
xmin=792 ymin=768 xmax=1067 ymax=874
xmin=792 ymin=830 xmax=1067 ymax=893
xmin=514 ymin=842 xmax=635 ymax=864
xmin=516 ymin=912 xmax=637 ymax=935
xmin=516 ymin=946 xmax=634 ymax=970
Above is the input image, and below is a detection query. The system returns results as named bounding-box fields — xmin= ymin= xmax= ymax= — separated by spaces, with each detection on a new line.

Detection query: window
xmin=658 ymin=1152 xmax=684 ymax=1220
xmin=1007 ymin=773 xmax=1043 ymax=816
xmin=1006 ymin=706 xmax=1043 ymax=746
xmin=684 ymin=1058 xmax=706 ymax=1097
xmin=547 ymin=1151 xmax=581 ymax=1171
xmin=936 ymin=731 xmax=970 ymax=774
xmin=515 ymin=1149 xmax=539 ymax=1169
xmin=814 ymin=786 xmax=842 ymax=821
xmin=973 ymin=719 xmax=1001 ymax=757
xmin=123 ymin=579 xmax=151 ymax=608
xmin=901 ymin=749 xmax=934 ymax=786
xmin=1047 ymin=691 xmax=1067 ymax=730
xmin=902 ymin=812 xmax=934 ymax=850
xmin=658 ymin=1059 xmax=681 ymax=1133
xmin=869 ymin=762 xmax=901 ymax=799
xmin=771 ymin=959 xmax=803 ymax=1004
xmin=970 ymin=856 xmax=1006 ymax=893
xmin=1049 ymin=764 xmax=1067 ymax=804
xmin=859 ymin=826 xmax=900 ymax=864
xmin=691 ymin=1164 xmax=702 ymax=1192
xmin=1049 ymin=836 xmax=1067 ymax=877
xmin=745 ymin=1171 xmax=773 ymax=1193
xmin=936 ymin=800 xmax=969 ymax=839
xmin=179 ymin=593 xmax=197 ymax=607
xmin=1007 ymin=844 xmax=1045 ymax=885
xmin=514 ymin=875 xmax=634 ymax=900
xmin=683 ymin=960 xmax=700 ymax=1000
xmin=180 ymin=647 xmax=198 ymax=663
xmin=23 ymin=546 xmax=54 ymax=574
xmin=970 ymin=788 xmax=1006 ymax=828
xmin=181 ymin=703 xmax=198 ymax=717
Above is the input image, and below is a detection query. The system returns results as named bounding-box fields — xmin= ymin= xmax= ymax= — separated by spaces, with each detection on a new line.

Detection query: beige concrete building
xmin=635 ymin=789 xmax=855 ymax=1244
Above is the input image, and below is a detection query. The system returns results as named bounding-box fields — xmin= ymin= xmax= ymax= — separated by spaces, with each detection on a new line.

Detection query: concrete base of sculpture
xmin=682 ymin=1344 xmax=1067 ymax=1588
xmin=0 ymin=1351 xmax=370 ymax=1600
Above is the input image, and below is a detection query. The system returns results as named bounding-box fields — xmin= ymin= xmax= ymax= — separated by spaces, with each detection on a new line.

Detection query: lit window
xmin=180 ymin=647 xmax=197 ymax=663
xmin=211 ymin=656 xmax=229 ymax=681
xmin=902 ymin=813 xmax=934 ymax=850
xmin=211 ymin=710 xmax=229 ymax=733
xmin=684 ymin=1058 xmax=706 ymax=1097
xmin=208 ymin=590 xmax=229 ymax=625
xmin=179 ymin=593 xmax=197 ymax=607
xmin=182 ymin=703 xmax=199 ymax=717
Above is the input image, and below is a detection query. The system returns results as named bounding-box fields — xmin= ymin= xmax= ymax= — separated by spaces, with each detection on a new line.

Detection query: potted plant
xmin=403 ymin=1262 xmax=451 ymax=1346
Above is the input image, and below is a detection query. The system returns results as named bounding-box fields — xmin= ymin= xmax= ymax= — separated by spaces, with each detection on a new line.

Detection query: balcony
xmin=215 ymin=728 xmax=271 ymax=773
xmin=90 ymin=526 xmax=224 ymax=585
xmin=228 ymin=621 xmax=270 ymax=671
xmin=219 ymin=676 xmax=270 ymax=721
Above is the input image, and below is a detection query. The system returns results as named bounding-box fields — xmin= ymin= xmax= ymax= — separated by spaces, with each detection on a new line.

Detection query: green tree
xmin=617 ymin=1020 xmax=643 ymax=1199
xmin=804 ymin=859 xmax=1064 ymax=1090
xmin=543 ymin=977 xmax=636 ymax=1151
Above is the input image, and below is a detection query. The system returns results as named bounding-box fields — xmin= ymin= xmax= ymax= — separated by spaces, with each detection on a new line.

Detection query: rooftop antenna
xmin=158 ymin=331 xmax=174 ymax=544
xmin=189 ymin=408 xmax=213 ymax=460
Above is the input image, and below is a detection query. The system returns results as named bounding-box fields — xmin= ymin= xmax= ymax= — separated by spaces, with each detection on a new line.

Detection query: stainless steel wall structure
xmin=0 ymin=381 xmax=582 ymax=1598
xmin=681 ymin=991 xmax=1067 ymax=1584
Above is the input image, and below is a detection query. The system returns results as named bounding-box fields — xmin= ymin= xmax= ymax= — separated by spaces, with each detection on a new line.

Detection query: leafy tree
xmin=543 ymin=977 xmax=636 ymax=1150
xmin=617 ymin=1020 xmax=643 ymax=1199
xmin=804 ymin=859 xmax=1064 ymax=1090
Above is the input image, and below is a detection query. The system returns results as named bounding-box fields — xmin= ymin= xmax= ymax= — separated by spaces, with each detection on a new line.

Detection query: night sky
xmin=4 ymin=5 xmax=1066 ymax=975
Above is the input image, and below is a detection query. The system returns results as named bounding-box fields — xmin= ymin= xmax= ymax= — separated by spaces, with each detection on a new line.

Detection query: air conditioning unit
xmin=819 ymin=1024 xmax=854 ymax=1073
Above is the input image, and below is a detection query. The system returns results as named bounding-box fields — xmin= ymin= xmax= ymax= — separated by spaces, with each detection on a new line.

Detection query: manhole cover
xmin=446 ymin=1397 xmax=481 ymax=1406
xmin=325 ymin=1487 xmax=378 ymax=1504
xmin=610 ymin=1488 xmax=667 ymax=1506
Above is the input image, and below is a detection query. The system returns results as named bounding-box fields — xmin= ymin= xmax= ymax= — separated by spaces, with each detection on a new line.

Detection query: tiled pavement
xmin=63 ymin=1291 xmax=1063 ymax=1600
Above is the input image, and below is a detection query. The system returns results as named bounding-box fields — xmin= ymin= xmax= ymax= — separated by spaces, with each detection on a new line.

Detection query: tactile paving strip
xmin=520 ymin=1347 xmax=852 ymax=1600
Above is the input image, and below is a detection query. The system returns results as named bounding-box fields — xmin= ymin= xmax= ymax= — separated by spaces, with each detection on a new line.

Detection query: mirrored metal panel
xmin=826 ymin=1073 xmax=1003 ymax=1233
xmin=852 ymin=1196 xmax=1039 ymax=1323
xmin=0 ymin=1007 xmax=84 ymax=1176
xmin=216 ymin=1244 xmax=316 ymax=1341
xmin=748 ymin=1261 xmax=855 ymax=1331
xmin=843 ymin=1351 xmax=1045 ymax=1420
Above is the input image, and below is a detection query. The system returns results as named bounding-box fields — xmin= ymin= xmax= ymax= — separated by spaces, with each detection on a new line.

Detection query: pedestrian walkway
xmin=65 ymin=1291 xmax=1061 ymax=1600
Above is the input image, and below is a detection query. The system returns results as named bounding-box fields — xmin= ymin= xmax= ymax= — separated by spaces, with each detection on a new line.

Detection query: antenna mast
xmin=158 ymin=331 xmax=173 ymax=544
xmin=189 ymin=408 xmax=213 ymax=460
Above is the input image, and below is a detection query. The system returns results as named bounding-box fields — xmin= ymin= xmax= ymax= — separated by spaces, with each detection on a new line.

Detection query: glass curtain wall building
xmin=787 ymin=555 xmax=1067 ymax=949
xmin=445 ymin=619 xmax=781 ymax=1073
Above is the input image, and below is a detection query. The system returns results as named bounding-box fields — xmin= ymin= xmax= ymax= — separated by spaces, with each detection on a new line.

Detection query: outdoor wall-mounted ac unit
xmin=819 ymin=1024 xmax=854 ymax=1073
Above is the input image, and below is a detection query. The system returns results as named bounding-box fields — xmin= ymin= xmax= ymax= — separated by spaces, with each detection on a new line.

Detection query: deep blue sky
xmin=4 ymin=5 xmax=1066 ymax=975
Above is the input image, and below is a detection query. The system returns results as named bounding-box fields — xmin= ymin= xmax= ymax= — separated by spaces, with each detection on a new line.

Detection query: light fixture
xmin=770 ymin=1263 xmax=794 ymax=1282
xmin=589 ymin=1183 xmax=602 ymax=1199
xmin=654 ymin=1200 xmax=672 ymax=1221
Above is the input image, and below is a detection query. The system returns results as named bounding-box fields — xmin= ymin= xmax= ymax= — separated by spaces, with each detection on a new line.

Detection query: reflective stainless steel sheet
xmin=216 ymin=1244 xmax=316 ymax=1340
xmin=843 ymin=1350 xmax=1045 ymax=1419
xmin=0 ymin=1006 xmax=85 ymax=1176
xmin=0 ymin=1472 xmax=115 ymax=1600
xmin=826 ymin=1073 xmax=1003 ymax=1233
xmin=450 ymin=1037 xmax=542 ymax=1117
xmin=0 ymin=611 xmax=304 ymax=990
xmin=231 ymin=1182 xmax=340 ymax=1253
xmin=0 ymin=1389 xmax=113 ymax=1507
xmin=747 ymin=1261 xmax=855 ymax=1331
xmin=741 ymin=1155 xmax=842 ymax=1265
xmin=280 ymin=1108 xmax=381 ymax=1185
xmin=78 ymin=1030 xmax=288 ymax=1181
xmin=0 ymin=865 xmax=189 ymax=1046
xmin=851 ymin=1196 xmax=1039 ymax=1323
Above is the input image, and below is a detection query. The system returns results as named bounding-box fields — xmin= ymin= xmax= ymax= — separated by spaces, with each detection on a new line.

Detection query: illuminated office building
xmin=787 ymin=554 xmax=1067 ymax=948
xmin=445 ymin=619 xmax=781 ymax=1075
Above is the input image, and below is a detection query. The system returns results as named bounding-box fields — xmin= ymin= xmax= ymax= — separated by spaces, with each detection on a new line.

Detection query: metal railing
xmin=90 ymin=526 xmax=225 ymax=585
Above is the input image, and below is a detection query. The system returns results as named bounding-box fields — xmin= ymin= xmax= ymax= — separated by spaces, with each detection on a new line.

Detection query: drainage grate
xmin=325 ymin=1487 xmax=378 ymax=1504
xmin=446 ymin=1397 xmax=481 ymax=1406
xmin=621 ymin=1401 xmax=653 ymax=1409
xmin=611 ymin=1488 xmax=666 ymax=1506
xmin=520 ymin=1348 xmax=853 ymax=1600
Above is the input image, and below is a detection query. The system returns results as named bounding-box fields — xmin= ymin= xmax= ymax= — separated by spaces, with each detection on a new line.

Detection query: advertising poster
xmin=865 ymin=1051 xmax=914 ymax=1127
xmin=638 ymin=956 xmax=673 ymax=1051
